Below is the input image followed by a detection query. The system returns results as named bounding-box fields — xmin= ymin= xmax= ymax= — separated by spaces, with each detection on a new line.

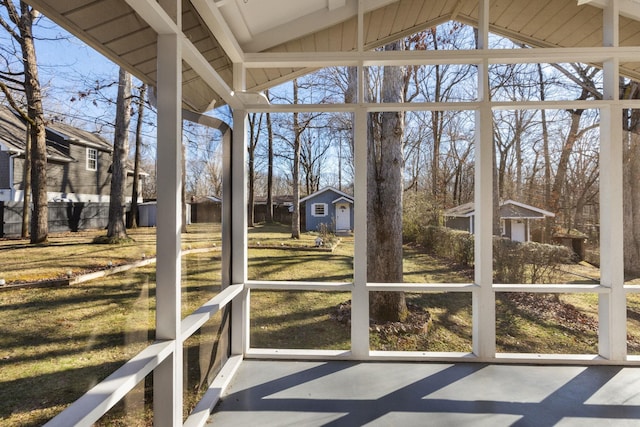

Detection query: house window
xmin=86 ymin=148 xmax=97 ymax=171
xmin=312 ymin=203 xmax=327 ymax=217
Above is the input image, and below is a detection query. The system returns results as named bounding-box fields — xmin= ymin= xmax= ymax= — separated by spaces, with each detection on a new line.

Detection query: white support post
xmin=473 ymin=0 xmax=495 ymax=360
xmin=230 ymin=106 xmax=249 ymax=356
xmin=154 ymin=29 xmax=183 ymax=427
xmin=599 ymin=0 xmax=626 ymax=361
xmin=350 ymin=0 xmax=368 ymax=359
xmin=221 ymin=128 xmax=232 ymax=288
xmin=599 ymin=106 xmax=626 ymax=360
xmin=352 ymin=105 xmax=369 ymax=358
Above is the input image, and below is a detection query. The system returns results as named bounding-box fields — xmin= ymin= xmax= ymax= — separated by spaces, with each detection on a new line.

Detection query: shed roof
xmin=300 ymin=187 xmax=354 ymax=204
xmin=22 ymin=0 xmax=640 ymax=114
xmin=444 ymin=200 xmax=555 ymax=219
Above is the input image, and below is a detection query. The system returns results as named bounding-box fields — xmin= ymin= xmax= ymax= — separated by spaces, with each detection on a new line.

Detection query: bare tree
xmin=130 ymin=83 xmax=146 ymax=228
xmin=291 ymin=80 xmax=301 ymax=238
xmin=0 ymin=1 xmax=48 ymax=243
xmin=265 ymin=91 xmax=274 ymax=222
xmin=106 ymin=67 xmax=131 ymax=240
xmin=300 ymin=127 xmax=331 ymax=195
xmin=247 ymin=112 xmax=263 ymax=227
xmin=623 ymin=81 xmax=640 ymax=276
xmin=367 ymin=40 xmax=408 ymax=322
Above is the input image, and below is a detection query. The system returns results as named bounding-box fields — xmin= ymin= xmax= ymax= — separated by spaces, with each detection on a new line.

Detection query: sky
xmin=28 ymin=15 xmax=120 ymax=130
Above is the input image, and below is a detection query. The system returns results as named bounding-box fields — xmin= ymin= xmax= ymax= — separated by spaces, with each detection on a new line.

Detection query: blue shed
xmin=300 ymin=187 xmax=354 ymax=233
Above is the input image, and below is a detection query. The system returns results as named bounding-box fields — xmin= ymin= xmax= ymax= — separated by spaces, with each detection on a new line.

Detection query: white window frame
xmin=86 ymin=147 xmax=97 ymax=171
xmin=312 ymin=202 xmax=328 ymax=217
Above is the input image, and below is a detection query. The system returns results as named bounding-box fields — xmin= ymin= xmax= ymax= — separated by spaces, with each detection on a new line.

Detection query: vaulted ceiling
xmin=23 ymin=0 xmax=640 ymax=113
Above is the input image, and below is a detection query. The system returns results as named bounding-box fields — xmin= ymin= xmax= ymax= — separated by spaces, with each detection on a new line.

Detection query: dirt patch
xmin=500 ymin=293 xmax=598 ymax=334
xmin=332 ymin=300 xmax=432 ymax=335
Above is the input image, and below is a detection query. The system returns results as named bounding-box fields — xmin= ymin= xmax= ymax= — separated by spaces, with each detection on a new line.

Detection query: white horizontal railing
xmin=367 ymin=282 xmax=476 ymax=292
xmin=43 ymin=340 xmax=175 ymax=427
xmin=246 ymin=280 xmax=353 ymax=291
xmin=43 ymin=278 xmax=640 ymax=426
xmin=493 ymin=283 xmax=609 ymax=293
xmin=242 ymin=279 xmax=640 ymax=366
xmin=43 ymin=284 xmax=245 ymax=427
xmin=181 ymin=284 xmax=244 ymax=341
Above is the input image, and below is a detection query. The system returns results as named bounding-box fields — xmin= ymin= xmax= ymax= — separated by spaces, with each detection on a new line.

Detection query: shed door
xmin=512 ymin=221 xmax=526 ymax=242
xmin=335 ymin=203 xmax=350 ymax=230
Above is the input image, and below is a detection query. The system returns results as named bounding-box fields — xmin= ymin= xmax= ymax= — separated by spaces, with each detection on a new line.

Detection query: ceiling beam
xmin=191 ymin=0 xmax=245 ymax=63
xmin=577 ymin=0 xmax=640 ymax=21
xmin=124 ymin=0 xmax=241 ymax=110
xmin=242 ymin=46 xmax=640 ymax=68
xmin=238 ymin=0 xmax=397 ymax=53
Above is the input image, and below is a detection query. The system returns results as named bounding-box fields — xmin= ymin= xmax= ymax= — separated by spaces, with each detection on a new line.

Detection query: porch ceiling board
xmin=22 ymin=0 xmax=640 ymax=113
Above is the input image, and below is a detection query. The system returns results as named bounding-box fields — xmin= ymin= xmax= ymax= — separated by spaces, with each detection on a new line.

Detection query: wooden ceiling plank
xmin=365 ymin=8 xmax=383 ymax=46
xmin=342 ymin=16 xmax=357 ymax=51
xmin=119 ymin=42 xmax=157 ymax=68
xmin=106 ymin=32 xmax=157 ymax=58
xmin=329 ymin=23 xmax=344 ymax=51
xmin=492 ymin=0 xmax=530 ymax=30
xmin=459 ymin=0 xmax=477 ymax=19
xmin=56 ymin=0 xmax=104 ymax=15
xmin=87 ymin=13 xmax=148 ymax=44
xmin=247 ymin=68 xmax=270 ymax=88
xmin=400 ymin=0 xmax=427 ymax=30
xmin=413 ymin=0 xmax=437 ymax=28
xmin=554 ymin=8 xmax=603 ymax=47
xmin=499 ymin=0 xmax=553 ymax=34
xmin=620 ymin=16 xmax=640 ymax=46
xmin=490 ymin=0 xmax=513 ymax=25
xmin=65 ymin=1 xmax=129 ymax=30
xmin=300 ymin=33 xmax=317 ymax=55
xmin=519 ymin=0 xmax=567 ymax=36
xmin=389 ymin=0 xmax=415 ymax=34
xmin=533 ymin=2 xmax=589 ymax=42
xmin=314 ymin=28 xmax=331 ymax=52
xmin=378 ymin=2 xmax=400 ymax=41
xmin=434 ymin=0 xmax=454 ymax=19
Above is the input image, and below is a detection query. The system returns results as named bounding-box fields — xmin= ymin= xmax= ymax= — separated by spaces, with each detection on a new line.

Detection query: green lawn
xmin=2 ymin=222 xmax=640 ymax=426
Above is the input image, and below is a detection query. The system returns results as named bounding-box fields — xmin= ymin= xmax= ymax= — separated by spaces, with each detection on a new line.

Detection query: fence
xmin=0 ymin=201 xmax=110 ymax=237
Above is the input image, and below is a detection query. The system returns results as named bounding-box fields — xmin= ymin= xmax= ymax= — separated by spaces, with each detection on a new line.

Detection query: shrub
xmin=407 ymin=225 xmax=573 ymax=283
xmin=316 ymin=222 xmax=337 ymax=248
xmin=521 ymin=241 xmax=573 ymax=283
xmin=493 ymin=237 xmax=526 ymax=283
xmin=413 ymin=225 xmax=474 ymax=267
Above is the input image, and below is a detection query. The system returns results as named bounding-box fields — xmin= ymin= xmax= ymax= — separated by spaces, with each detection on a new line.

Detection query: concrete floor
xmin=208 ymin=360 xmax=640 ymax=426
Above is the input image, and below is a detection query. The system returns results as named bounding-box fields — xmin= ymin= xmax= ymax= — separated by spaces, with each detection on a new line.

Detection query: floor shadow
xmin=211 ymin=361 xmax=640 ymax=427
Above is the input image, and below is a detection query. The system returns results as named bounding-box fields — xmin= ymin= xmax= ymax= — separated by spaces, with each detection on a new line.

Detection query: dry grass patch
xmin=0 ymin=224 xmax=220 ymax=284
xmin=0 ymin=246 xmax=223 ymax=426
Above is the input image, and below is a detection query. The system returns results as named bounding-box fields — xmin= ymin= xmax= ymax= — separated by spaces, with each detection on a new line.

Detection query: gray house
xmin=0 ymin=106 xmax=142 ymax=203
xmin=300 ymin=187 xmax=354 ymax=233
xmin=444 ymin=199 xmax=555 ymax=242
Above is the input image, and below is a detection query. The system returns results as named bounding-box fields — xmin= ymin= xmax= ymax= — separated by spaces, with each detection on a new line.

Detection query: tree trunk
xmin=291 ymin=80 xmax=301 ymax=239
xmin=538 ymin=64 xmax=553 ymax=242
xmin=181 ymin=140 xmax=187 ymax=233
xmin=16 ymin=4 xmax=48 ymax=244
xmin=623 ymin=82 xmax=640 ymax=276
xmin=130 ymin=83 xmax=146 ymax=229
xmin=21 ymin=121 xmax=31 ymax=238
xmin=493 ymin=142 xmax=502 ymax=236
xmin=550 ymin=108 xmax=585 ymax=220
xmin=107 ymin=67 xmax=131 ymax=240
xmin=247 ymin=115 xmax=256 ymax=227
xmin=266 ymin=102 xmax=274 ymax=223
xmin=368 ymin=40 xmax=407 ymax=322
